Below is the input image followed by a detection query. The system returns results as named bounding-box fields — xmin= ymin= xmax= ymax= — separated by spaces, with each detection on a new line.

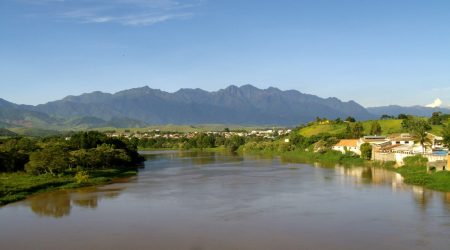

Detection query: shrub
xmin=74 ymin=171 xmax=90 ymax=184
xmin=403 ymin=155 xmax=428 ymax=167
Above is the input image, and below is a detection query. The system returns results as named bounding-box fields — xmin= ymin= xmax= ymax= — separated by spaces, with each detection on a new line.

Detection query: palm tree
xmin=408 ymin=119 xmax=432 ymax=153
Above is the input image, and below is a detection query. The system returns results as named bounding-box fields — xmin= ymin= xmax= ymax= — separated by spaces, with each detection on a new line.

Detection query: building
xmin=427 ymin=132 xmax=445 ymax=150
xmin=387 ymin=133 xmax=414 ymax=147
xmin=359 ymin=135 xmax=390 ymax=149
xmin=332 ymin=139 xmax=360 ymax=155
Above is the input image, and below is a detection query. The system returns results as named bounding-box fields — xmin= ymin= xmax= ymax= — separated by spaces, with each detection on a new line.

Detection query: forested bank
xmin=0 ymin=131 xmax=144 ymax=205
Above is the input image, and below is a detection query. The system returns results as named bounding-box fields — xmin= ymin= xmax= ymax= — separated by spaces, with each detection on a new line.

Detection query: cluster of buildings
xmin=106 ymin=129 xmax=292 ymax=140
xmin=332 ymin=133 xmax=449 ymax=171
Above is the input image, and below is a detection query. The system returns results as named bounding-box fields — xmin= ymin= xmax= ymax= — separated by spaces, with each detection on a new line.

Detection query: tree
xmin=397 ymin=114 xmax=408 ymax=119
xmin=380 ymin=114 xmax=394 ymax=120
xmin=442 ymin=123 xmax=450 ymax=148
xmin=369 ymin=121 xmax=382 ymax=135
xmin=225 ymin=135 xmax=245 ymax=152
xmin=25 ymin=144 xmax=70 ymax=175
xmin=345 ymin=116 xmax=356 ymax=122
xmin=404 ymin=118 xmax=431 ymax=153
xmin=70 ymin=131 xmax=107 ymax=150
xmin=351 ymin=122 xmax=364 ymax=138
xmin=0 ymin=138 xmax=37 ymax=172
xmin=344 ymin=124 xmax=352 ymax=138
xmin=360 ymin=143 xmax=372 ymax=160
xmin=429 ymin=112 xmax=443 ymax=125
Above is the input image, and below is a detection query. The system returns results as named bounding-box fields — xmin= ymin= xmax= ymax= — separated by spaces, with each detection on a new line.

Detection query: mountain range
xmin=0 ymin=84 xmax=448 ymax=129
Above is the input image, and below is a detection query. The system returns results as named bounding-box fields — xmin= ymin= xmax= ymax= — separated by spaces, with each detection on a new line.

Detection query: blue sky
xmin=1 ymin=0 xmax=450 ymax=107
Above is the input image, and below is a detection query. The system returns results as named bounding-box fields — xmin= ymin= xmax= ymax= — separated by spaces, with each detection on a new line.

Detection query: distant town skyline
xmin=1 ymin=0 xmax=450 ymax=107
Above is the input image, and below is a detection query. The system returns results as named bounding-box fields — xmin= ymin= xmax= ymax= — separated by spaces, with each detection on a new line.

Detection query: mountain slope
xmin=30 ymin=85 xmax=375 ymax=125
xmin=0 ymin=98 xmax=61 ymax=128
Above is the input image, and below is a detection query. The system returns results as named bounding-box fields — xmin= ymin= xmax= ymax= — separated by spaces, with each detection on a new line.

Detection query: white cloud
xmin=425 ymin=98 xmax=443 ymax=108
xmin=20 ymin=0 xmax=202 ymax=26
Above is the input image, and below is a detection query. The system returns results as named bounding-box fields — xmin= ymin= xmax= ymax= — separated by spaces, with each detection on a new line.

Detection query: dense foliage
xmin=137 ymin=132 xmax=246 ymax=152
xmin=0 ymin=132 xmax=144 ymax=175
xmin=360 ymin=143 xmax=372 ymax=160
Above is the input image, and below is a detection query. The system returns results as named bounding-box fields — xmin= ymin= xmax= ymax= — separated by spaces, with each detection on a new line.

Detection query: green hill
xmin=299 ymin=123 xmax=348 ymax=137
xmin=299 ymin=119 xmax=447 ymax=137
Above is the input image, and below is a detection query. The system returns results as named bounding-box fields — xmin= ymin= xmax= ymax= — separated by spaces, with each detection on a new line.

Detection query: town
xmin=332 ymin=133 xmax=449 ymax=170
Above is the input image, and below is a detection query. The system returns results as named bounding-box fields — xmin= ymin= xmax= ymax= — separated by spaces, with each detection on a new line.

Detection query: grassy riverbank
xmin=0 ymin=167 xmax=137 ymax=206
xmin=244 ymin=148 xmax=450 ymax=192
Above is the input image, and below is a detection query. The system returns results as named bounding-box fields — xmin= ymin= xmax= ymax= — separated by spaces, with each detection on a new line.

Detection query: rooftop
xmin=334 ymin=139 xmax=358 ymax=147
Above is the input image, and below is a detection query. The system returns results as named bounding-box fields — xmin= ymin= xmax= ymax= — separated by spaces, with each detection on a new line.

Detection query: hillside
xmin=0 ymin=128 xmax=17 ymax=137
xmin=298 ymin=119 xmax=446 ymax=137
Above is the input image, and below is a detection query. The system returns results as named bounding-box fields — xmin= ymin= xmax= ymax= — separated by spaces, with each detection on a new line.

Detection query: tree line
xmin=0 ymin=131 xmax=144 ymax=174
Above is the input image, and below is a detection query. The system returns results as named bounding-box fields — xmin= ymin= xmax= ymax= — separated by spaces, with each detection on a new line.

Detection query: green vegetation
xmin=137 ymin=132 xmax=246 ymax=152
xmin=299 ymin=118 xmax=447 ymax=138
xmin=369 ymin=121 xmax=382 ymax=135
xmin=402 ymin=117 xmax=432 ymax=152
xmin=0 ymin=131 xmax=143 ymax=205
xmin=299 ymin=119 xmax=405 ymax=137
xmin=395 ymin=155 xmax=450 ymax=192
xmin=279 ymin=150 xmax=365 ymax=166
xmin=299 ymin=123 xmax=347 ymax=137
xmin=0 ymin=168 xmax=137 ymax=205
xmin=360 ymin=143 xmax=372 ymax=160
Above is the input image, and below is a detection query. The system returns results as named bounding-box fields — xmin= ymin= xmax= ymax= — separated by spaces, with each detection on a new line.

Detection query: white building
xmin=332 ymin=139 xmax=361 ymax=155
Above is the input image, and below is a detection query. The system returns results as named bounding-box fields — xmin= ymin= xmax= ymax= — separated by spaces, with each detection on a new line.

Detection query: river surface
xmin=1 ymin=151 xmax=450 ymax=250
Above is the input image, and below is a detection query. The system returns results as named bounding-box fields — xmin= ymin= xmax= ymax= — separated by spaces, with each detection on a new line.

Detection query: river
xmin=1 ymin=151 xmax=450 ymax=249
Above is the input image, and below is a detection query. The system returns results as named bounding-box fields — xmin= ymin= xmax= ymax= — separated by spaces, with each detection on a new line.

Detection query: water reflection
xmin=278 ymin=151 xmax=450 ymax=210
xmin=29 ymin=192 xmax=71 ymax=218
xmin=25 ymin=186 xmax=124 ymax=218
xmin=14 ymin=152 xmax=450 ymax=219
xmin=2 ymin=151 xmax=450 ymax=249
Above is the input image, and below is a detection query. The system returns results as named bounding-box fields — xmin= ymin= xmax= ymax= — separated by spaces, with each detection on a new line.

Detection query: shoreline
xmin=0 ymin=167 xmax=138 ymax=206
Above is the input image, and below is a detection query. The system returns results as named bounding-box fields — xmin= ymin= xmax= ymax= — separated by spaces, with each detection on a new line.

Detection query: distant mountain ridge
xmin=3 ymin=85 xmax=450 ymax=129
xmin=367 ymin=105 xmax=450 ymax=117
xmin=24 ymin=84 xmax=374 ymax=126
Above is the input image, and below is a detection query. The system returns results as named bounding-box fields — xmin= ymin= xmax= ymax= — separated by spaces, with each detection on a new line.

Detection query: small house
xmin=332 ymin=139 xmax=360 ymax=155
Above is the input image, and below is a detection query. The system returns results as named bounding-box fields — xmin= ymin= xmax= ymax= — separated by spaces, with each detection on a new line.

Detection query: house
xmin=332 ymin=139 xmax=360 ymax=155
xmin=388 ymin=133 xmax=414 ymax=146
xmin=358 ymin=136 xmax=390 ymax=149
xmin=427 ymin=132 xmax=445 ymax=150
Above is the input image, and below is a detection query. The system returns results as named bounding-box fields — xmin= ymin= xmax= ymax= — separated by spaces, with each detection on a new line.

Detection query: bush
xmin=74 ymin=171 xmax=90 ymax=184
xmin=403 ymin=155 xmax=428 ymax=167
xmin=360 ymin=143 xmax=372 ymax=160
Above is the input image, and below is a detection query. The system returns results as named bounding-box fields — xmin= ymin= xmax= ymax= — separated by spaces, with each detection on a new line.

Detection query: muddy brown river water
xmin=1 ymin=151 xmax=450 ymax=249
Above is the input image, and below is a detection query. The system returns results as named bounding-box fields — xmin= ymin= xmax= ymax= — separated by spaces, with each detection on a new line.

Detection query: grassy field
xmin=299 ymin=123 xmax=347 ymax=136
xmin=0 ymin=168 xmax=137 ymax=206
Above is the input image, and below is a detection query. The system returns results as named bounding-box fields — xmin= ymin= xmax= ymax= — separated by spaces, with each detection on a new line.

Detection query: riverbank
xmin=0 ymin=167 xmax=138 ymax=206
xmin=242 ymin=148 xmax=450 ymax=192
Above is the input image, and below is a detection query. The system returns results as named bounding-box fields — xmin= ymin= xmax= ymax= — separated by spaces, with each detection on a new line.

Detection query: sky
xmin=1 ymin=0 xmax=450 ymax=107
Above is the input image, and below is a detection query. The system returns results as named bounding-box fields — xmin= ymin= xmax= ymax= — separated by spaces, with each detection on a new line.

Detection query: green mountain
xmin=27 ymin=85 xmax=375 ymax=125
xmin=0 ymin=98 xmax=147 ymax=130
